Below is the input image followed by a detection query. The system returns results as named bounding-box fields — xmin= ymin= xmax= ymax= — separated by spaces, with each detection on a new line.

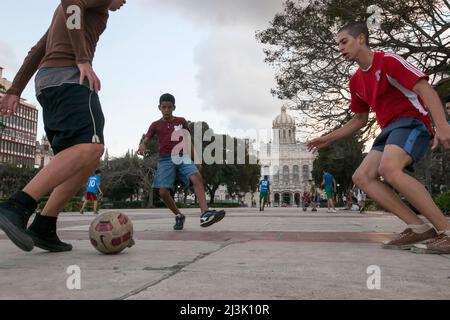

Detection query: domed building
xmin=259 ymin=106 xmax=316 ymax=206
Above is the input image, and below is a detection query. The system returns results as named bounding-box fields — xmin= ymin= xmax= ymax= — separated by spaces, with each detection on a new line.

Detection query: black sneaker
xmin=174 ymin=214 xmax=186 ymax=231
xmin=27 ymin=229 xmax=72 ymax=252
xmin=200 ymin=210 xmax=225 ymax=228
xmin=0 ymin=200 xmax=34 ymax=252
xmin=26 ymin=229 xmax=73 ymax=252
xmin=26 ymin=213 xmax=72 ymax=252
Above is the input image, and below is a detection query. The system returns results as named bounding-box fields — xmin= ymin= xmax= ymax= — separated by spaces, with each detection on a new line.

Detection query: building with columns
xmin=259 ymin=106 xmax=316 ymax=206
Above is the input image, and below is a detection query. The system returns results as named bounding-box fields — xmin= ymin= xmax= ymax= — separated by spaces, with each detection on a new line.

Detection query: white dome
xmin=273 ymin=106 xmax=295 ymax=127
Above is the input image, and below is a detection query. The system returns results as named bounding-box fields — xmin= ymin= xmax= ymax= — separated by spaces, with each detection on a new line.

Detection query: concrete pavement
xmin=1 ymin=207 xmax=449 ymax=300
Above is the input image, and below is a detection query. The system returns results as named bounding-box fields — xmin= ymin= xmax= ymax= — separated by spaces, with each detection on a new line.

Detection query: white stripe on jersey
xmin=386 ymin=75 xmax=428 ymax=116
xmin=384 ymin=53 xmax=426 ymax=78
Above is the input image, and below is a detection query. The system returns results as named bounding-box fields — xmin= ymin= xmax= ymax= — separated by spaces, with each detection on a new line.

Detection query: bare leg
xmin=353 ymin=150 xmax=424 ymax=225
xmin=159 ymin=188 xmax=182 ymax=216
xmin=80 ymin=199 xmax=88 ymax=212
xmin=189 ymin=173 xmax=209 ymax=213
xmin=378 ymin=145 xmax=450 ymax=231
xmin=24 ymin=144 xmax=104 ymax=202
xmin=42 ymin=156 xmax=101 ymax=217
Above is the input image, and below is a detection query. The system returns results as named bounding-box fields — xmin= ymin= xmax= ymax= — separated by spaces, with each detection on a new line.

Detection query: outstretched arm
xmin=413 ymin=79 xmax=450 ymax=150
xmin=307 ymin=112 xmax=369 ymax=152
xmin=0 ymin=31 xmax=48 ymax=116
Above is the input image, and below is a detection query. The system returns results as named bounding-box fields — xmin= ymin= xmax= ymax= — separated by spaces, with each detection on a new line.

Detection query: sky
xmin=0 ymin=0 xmax=294 ymax=157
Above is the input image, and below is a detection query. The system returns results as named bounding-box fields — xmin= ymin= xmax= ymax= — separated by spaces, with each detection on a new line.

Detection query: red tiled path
xmin=0 ymin=211 xmax=397 ymax=243
xmin=0 ymin=230 xmax=395 ymax=243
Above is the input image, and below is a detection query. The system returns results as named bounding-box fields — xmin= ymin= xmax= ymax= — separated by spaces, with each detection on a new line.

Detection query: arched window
xmin=274 ymin=193 xmax=280 ymax=205
xmin=302 ymin=165 xmax=309 ymax=181
xmin=273 ymin=165 xmax=279 ymax=184
xmin=293 ymin=165 xmax=299 ymax=183
xmin=283 ymin=165 xmax=289 ymax=184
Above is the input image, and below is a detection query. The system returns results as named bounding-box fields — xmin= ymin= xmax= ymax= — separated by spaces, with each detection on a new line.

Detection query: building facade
xmin=259 ymin=106 xmax=315 ymax=206
xmin=0 ymin=67 xmax=38 ymax=168
xmin=35 ymin=135 xmax=54 ymax=168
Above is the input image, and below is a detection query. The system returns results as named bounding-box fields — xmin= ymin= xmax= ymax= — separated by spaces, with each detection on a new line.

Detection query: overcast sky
xmin=0 ymin=0 xmax=298 ymax=157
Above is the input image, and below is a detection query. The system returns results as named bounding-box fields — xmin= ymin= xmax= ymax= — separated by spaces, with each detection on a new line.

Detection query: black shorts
xmin=37 ymin=84 xmax=105 ymax=154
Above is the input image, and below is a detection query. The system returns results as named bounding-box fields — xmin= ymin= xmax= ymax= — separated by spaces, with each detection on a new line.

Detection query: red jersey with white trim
xmin=349 ymin=51 xmax=433 ymax=134
xmin=145 ymin=117 xmax=190 ymax=157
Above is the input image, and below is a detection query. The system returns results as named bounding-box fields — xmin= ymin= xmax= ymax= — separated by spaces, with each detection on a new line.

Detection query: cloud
xmin=0 ymin=40 xmax=18 ymax=76
xmin=140 ymin=0 xmax=284 ymax=28
xmin=194 ymin=30 xmax=281 ymax=129
xmin=140 ymin=0 xmax=287 ymax=131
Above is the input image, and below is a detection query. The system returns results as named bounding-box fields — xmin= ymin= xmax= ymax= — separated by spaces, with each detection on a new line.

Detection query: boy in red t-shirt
xmin=138 ymin=93 xmax=225 ymax=230
xmin=308 ymin=22 xmax=450 ymax=254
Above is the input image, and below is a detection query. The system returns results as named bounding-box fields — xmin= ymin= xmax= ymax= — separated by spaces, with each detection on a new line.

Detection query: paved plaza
xmin=1 ymin=207 xmax=449 ymax=300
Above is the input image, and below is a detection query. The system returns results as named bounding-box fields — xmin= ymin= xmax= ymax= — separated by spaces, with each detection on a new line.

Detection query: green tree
xmin=0 ymin=165 xmax=40 ymax=198
xmin=312 ymin=133 xmax=365 ymax=201
xmin=138 ymin=134 xmax=159 ymax=207
xmin=223 ymin=138 xmax=261 ymax=202
xmin=101 ymin=154 xmax=144 ymax=202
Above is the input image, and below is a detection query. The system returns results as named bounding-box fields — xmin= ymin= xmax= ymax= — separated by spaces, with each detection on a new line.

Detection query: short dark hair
xmin=264 ymin=175 xmax=268 ymax=180
xmin=95 ymin=169 xmax=102 ymax=174
xmin=159 ymin=93 xmax=175 ymax=105
xmin=338 ymin=22 xmax=370 ymax=47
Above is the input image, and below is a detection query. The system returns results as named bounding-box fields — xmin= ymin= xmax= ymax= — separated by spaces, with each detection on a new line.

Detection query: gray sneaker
xmin=174 ymin=214 xmax=186 ymax=231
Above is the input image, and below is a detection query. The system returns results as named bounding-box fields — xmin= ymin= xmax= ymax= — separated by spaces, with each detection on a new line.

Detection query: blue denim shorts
xmin=152 ymin=156 xmax=199 ymax=190
xmin=371 ymin=117 xmax=432 ymax=172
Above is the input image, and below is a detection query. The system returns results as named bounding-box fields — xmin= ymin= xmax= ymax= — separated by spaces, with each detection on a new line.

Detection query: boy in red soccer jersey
xmin=307 ymin=22 xmax=450 ymax=254
xmin=138 ymin=93 xmax=225 ymax=231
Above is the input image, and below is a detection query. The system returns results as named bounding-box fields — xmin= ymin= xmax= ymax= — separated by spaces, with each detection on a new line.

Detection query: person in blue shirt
xmin=321 ymin=169 xmax=337 ymax=213
xmin=80 ymin=169 xmax=103 ymax=215
xmin=258 ymin=176 xmax=271 ymax=212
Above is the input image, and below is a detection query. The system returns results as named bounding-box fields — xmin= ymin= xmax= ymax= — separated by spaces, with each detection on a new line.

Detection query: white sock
xmin=408 ymin=224 xmax=432 ymax=234
xmin=437 ymin=230 xmax=450 ymax=236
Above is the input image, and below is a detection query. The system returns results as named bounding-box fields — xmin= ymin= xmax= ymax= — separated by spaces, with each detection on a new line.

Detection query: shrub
xmin=434 ymin=191 xmax=450 ymax=215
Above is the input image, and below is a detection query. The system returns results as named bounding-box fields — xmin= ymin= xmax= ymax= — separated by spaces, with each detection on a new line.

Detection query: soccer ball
xmin=89 ymin=211 xmax=134 ymax=254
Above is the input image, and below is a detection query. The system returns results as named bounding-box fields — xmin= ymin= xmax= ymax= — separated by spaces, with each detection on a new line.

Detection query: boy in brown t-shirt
xmin=0 ymin=0 xmax=126 ymax=253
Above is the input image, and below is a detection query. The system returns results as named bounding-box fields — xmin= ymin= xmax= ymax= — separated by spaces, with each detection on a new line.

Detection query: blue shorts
xmin=371 ymin=117 xmax=432 ymax=172
xmin=152 ymin=156 xmax=199 ymax=190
